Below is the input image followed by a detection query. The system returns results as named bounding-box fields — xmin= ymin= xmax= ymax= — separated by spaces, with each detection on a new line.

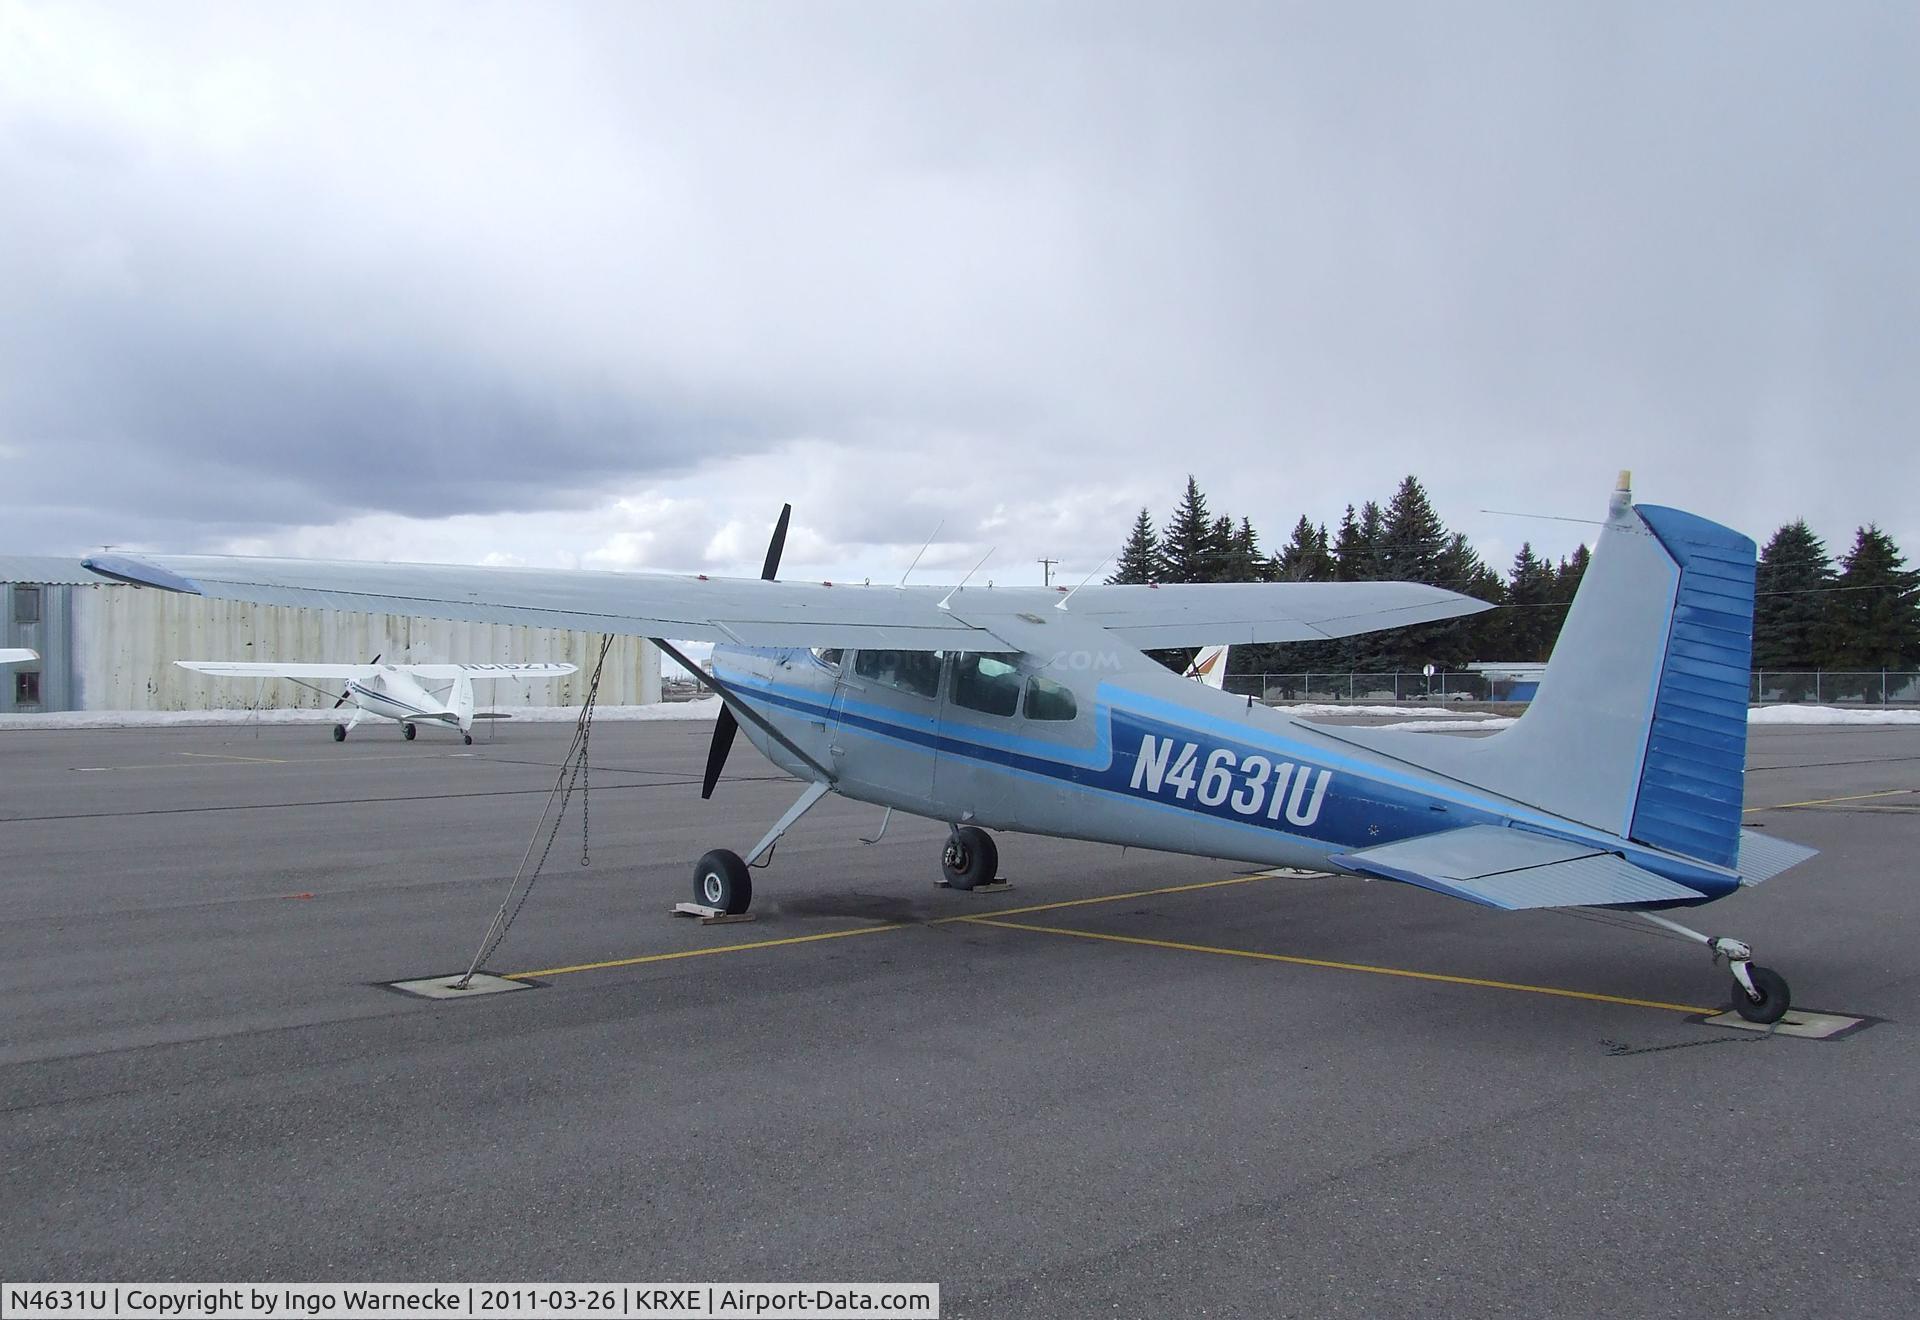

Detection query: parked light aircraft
xmin=0 ymin=648 xmax=36 ymax=666
xmin=89 ymin=474 xmax=1813 ymax=1022
xmin=1184 ymin=644 xmax=1229 ymax=689
xmin=175 ymin=660 xmax=577 ymax=743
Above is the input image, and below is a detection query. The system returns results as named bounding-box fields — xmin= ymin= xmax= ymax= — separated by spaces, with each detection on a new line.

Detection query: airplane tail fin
xmin=1185 ymin=644 xmax=1230 ymax=689
xmin=449 ymin=673 xmax=475 ymax=729
xmin=1323 ymin=473 xmax=1757 ymax=871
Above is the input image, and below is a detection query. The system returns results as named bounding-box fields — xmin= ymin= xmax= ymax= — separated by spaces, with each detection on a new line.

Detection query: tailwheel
xmin=941 ymin=825 xmax=998 ymax=891
xmin=332 ymin=724 xmax=347 ymax=742
xmin=694 ymin=848 xmax=753 ymax=915
xmin=1732 ymin=963 xmax=1791 ymax=1025
xmin=403 ymin=723 xmax=416 ymax=741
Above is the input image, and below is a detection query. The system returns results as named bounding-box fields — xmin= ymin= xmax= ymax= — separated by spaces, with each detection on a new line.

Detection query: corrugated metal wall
xmin=69 ymin=587 xmax=660 ymax=711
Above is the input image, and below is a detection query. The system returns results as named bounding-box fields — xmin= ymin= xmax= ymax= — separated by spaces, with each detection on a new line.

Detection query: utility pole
xmin=1038 ymin=557 xmax=1059 ymax=587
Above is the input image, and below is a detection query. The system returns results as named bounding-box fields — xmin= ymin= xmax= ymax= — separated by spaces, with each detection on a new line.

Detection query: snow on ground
xmin=1278 ymin=703 xmax=1504 ymax=720
xmin=1747 ymin=704 xmax=1920 ymax=726
xmin=1352 ymin=704 xmax=1920 ymax=733
xmin=0 ymin=697 xmax=723 ymax=731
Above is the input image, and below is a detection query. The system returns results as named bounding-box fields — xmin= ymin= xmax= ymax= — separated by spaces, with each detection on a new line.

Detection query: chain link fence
xmin=1224 ymin=671 xmax=1920 ymax=705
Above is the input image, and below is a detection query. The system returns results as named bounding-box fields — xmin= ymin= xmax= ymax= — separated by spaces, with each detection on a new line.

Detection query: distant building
xmin=1467 ymin=661 xmax=1548 ymax=703
xmin=0 ymin=557 xmax=659 ymax=714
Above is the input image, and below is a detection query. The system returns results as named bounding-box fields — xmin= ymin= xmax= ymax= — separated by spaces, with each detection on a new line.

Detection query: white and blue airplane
xmin=175 ymin=659 xmax=577 ymax=743
xmin=87 ymin=474 xmax=1813 ymax=1022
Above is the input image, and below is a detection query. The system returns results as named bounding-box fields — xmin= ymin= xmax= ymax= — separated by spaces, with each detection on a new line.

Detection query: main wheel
xmin=1732 ymin=964 xmax=1791 ymax=1024
xmin=403 ymin=723 xmax=416 ymax=741
xmin=941 ymin=826 xmax=998 ymax=891
xmin=332 ymin=724 xmax=347 ymax=742
xmin=694 ymin=848 xmax=753 ymax=915
xmin=463 ymin=732 xmax=473 ymax=745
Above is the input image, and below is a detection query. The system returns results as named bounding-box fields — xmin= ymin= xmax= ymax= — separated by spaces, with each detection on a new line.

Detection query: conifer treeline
xmin=1110 ymin=476 xmax=1920 ymax=675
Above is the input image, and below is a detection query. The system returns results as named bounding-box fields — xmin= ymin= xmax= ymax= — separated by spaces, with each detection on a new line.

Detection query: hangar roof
xmin=0 ymin=556 xmax=115 ymax=586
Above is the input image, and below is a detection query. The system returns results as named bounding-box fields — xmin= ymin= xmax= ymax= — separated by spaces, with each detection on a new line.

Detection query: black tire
xmin=694 ymin=848 xmax=753 ymax=915
xmin=941 ymin=826 xmax=998 ymax=890
xmin=463 ymin=732 xmax=473 ymax=745
xmin=332 ymin=724 xmax=347 ymax=742
xmin=1733 ymin=964 xmax=1791 ymax=1024
xmin=403 ymin=723 xmax=416 ymax=741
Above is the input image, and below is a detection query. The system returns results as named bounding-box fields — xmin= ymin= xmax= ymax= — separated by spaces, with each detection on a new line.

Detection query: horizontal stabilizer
xmin=1736 ymin=829 xmax=1818 ymax=885
xmin=1331 ymin=825 xmax=1709 ymax=910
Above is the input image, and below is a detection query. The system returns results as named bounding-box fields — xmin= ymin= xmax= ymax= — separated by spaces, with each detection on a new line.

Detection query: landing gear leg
xmin=1637 ymin=911 xmax=1791 ymax=1025
xmin=690 ymin=780 xmax=831 ymax=916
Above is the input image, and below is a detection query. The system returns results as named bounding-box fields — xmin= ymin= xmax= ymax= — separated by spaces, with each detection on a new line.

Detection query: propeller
xmin=702 ymin=506 xmax=790 ymax=799
xmin=334 ymin=653 xmax=381 ymax=708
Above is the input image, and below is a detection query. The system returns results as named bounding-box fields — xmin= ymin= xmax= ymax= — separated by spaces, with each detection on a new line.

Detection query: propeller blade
xmin=702 ymin=706 xmax=739 ymax=800
xmin=335 ymin=653 xmax=382 ymax=708
xmin=703 ymin=507 xmax=788 ymax=799
xmin=760 ymin=504 xmax=791 ymax=581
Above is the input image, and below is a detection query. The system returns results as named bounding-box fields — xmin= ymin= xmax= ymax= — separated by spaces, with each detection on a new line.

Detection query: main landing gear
xmin=1636 ymin=911 xmax=1792 ymax=1024
xmin=403 ymin=723 xmax=417 ymax=741
xmin=941 ymin=825 xmax=999 ymax=891
xmin=332 ymin=724 xmax=347 ymax=742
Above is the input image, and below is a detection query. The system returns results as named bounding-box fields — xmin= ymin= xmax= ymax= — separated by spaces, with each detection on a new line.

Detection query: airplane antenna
xmin=938 ymin=546 xmax=996 ymax=611
xmin=1055 ymin=556 xmax=1112 ymax=611
xmin=898 ymin=520 xmax=944 ymax=588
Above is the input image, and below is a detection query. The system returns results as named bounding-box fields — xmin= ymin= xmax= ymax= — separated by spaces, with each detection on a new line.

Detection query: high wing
xmin=175 ymin=661 xmax=578 ymax=681
xmin=88 ymin=554 xmax=1488 ymax=651
xmin=403 ymin=663 xmax=579 ymax=679
xmin=177 ymin=661 xmax=385 ymax=680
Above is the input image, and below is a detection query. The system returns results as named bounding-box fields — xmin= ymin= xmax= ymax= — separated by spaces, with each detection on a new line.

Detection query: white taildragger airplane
xmin=1 ymin=649 xmax=37 ymax=666
xmin=91 ymin=474 xmax=1814 ymax=1022
xmin=1184 ymin=644 xmax=1230 ymax=689
xmin=175 ymin=659 xmax=577 ymax=743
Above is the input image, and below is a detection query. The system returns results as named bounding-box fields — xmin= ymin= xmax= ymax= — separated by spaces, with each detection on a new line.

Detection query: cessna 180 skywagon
xmin=88 ymin=474 xmax=1813 ymax=1022
xmin=175 ymin=659 xmax=577 ymax=743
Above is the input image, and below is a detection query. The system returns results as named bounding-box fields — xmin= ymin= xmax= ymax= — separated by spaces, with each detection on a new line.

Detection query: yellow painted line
xmin=927 ymin=872 xmax=1288 ymax=924
xmin=502 ymin=873 xmax=1302 ymax=981
xmin=177 ymin=751 xmax=290 ymax=764
xmin=959 ymin=917 xmax=1717 ymax=1015
xmin=1746 ymin=788 xmax=1914 ymax=812
xmin=504 ymin=922 xmax=906 ymax=979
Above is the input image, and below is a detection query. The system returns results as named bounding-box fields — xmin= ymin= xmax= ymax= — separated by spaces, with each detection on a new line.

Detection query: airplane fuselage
xmin=712 ymin=645 xmax=1740 ymax=904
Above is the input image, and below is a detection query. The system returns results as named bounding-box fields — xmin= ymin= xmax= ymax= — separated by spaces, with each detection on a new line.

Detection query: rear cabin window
xmin=853 ymin=649 xmax=945 ymax=700
xmin=1024 ymin=674 xmax=1078 ymax=721
xmin=951 ymin=653 xmax=1021 ymax=717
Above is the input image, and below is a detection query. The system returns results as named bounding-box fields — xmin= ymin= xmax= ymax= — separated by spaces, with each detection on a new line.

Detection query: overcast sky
xmin=2 ymin=1 xmax=1914 ymax=587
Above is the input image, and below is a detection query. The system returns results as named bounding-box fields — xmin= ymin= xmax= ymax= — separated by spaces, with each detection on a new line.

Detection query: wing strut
xmin=654 ymin=639 xmax=836 ymax=785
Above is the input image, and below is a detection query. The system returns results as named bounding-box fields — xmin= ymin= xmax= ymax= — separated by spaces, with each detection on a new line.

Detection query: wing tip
xmin=83 ymin=554 xmax=204 ymax=595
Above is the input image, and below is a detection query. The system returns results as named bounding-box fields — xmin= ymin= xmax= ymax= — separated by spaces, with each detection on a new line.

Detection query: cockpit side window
xmin=1024 ymin=674 xmax=1078 ymax=721
xmin=950 ymin=652 xmax=1021 ymax=717
xmin=853 ymin=648 xmax=946 ymax=700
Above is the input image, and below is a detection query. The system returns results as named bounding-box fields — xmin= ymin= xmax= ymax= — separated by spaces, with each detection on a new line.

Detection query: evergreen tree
xmin=1109 ymin=507 xmax=1161 ymax=585
xmin=1505 ymin=543 xmax=1558 ymax=660
xmin=1826 ymin=525 xmax=1920 ymax=672
xmin=1753 ymin=520 xmax=1834 ymax=672
xmin=1208 ymin=515 xmax=1239 ymax=581
xmin=1331 ymin=506 xmax=1365 ymax=581
xmin=1273 ymin=516 xmax=1334 ymax=581
xmin=1158 ymin=476 xmax=1216 ymax=584
xmin=1355 ymin=502 xmax=1385 ymax=579
xmin=1379 ymin=475 xmax=1447 ymax=583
